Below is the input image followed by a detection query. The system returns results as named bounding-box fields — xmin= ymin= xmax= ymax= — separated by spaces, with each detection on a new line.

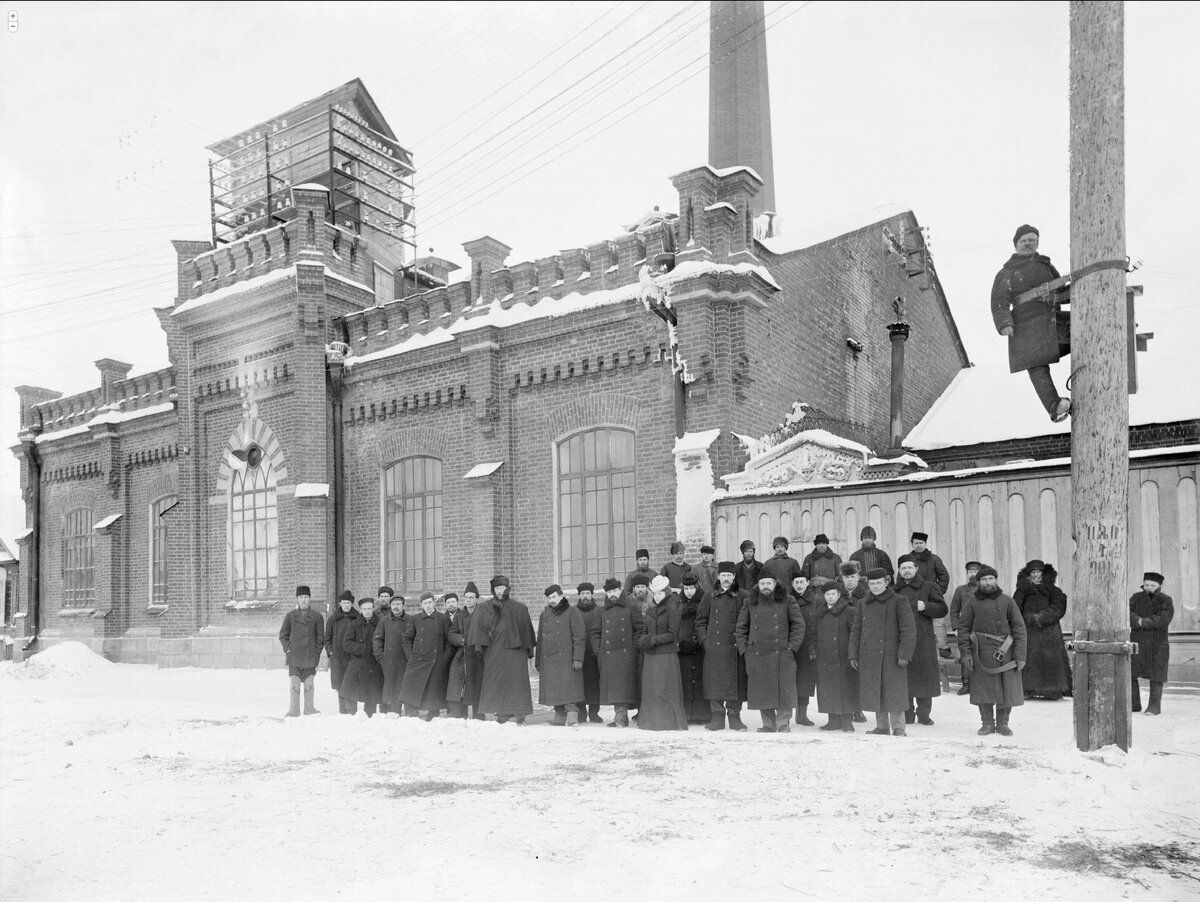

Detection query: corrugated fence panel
xmin=1176 ymin=475 xmax=1198 ymax=625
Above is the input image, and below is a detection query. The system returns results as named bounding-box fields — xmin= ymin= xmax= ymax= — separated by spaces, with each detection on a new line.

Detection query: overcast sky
xmin=2 ymin=0 xmax=1198 ymax=544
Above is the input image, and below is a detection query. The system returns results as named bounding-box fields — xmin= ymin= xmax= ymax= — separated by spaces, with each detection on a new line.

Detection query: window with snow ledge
xmin=62 ymin=508 xmax=95 ymax=608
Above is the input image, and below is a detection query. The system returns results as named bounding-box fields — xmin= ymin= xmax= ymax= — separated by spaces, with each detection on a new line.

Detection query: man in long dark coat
xmin=736 ymin=573 xmax=805 ymax=733
xmin=623 ymin=549 xmax=655 ymax=594
xmin=574 ymin=582 xmax=603 ymax=723
xmin=694 ymin=545 xmax=719 ymax=597
xmin=909 ymin=532 xmax=950 ymax=596
xmin=372 ymin=588 xmax=411 ymax=717
xmin=837 ymin=563 xmax=868 ymax=723
xmin=476 ymin=576 xmax=536 ymax=724
xmin=949 ymin=562 xmax=982 ymax=695
xmin=1013 ymin=560 xmax=1072 ymax=700
xmin=815 ymin=584 xmax=857 ymax=732
xmin=676 ymin=574 xmax=710 ymax=724
xmin=536 ymin=585 xmax=587 ymax=726
xmin=324 ymin=589 xmax=358 ymax=714
xmin=799 ymin=534 xmax=843 ymax=589
xmin=763 ymin=536 xmax=803 ymax=587
xmin=1130 ymin=571 xmax=1174 ymax=715
xmin=340 ymin=597 xmax=383 ymax=717
xmin=400 ymin=591 xmax=450 ymax=720
xmin=733 ymin=539 xmax=763 ymax=593
xmin=895 ymin=554 xmax=948 ymax=726
xmin=592 ymin=577 xmax=645 ymax=727
xmin=696 ymin=562 xmax=748 ymax=732
xmin=850 ymin=568 xmax=916 ymax=737
xmin=659 ymin=541 xmax=693 ymax=594
xmin=991 ymin=224 xmax=1072 ymax=422
xmin=447 ymin=582 xmax=484 ymax=719
xmin=790 ymin=575 xmax=818 ymax=726
xmin=958 ymin=565 xmax=1027 ymax=736
xmin=849 ymin=527 xmax=893 ymax=584
xmin=279 ymin=585 xmax=324 ymax=717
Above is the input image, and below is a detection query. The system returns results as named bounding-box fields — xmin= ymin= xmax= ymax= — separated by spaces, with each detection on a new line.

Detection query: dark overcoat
xmin=910 ymin=549 xmax=950 ymax=595
xmin=340 ymin=613 xmax=383 ymax=706
xmin=894 ymin=575 xmax=948 ymax=699
xmin=735 ymin=585 xmax=805 ymax=710
xmin=792 ymin=590 xmax=818 ymax=698
xmin=372 ymin=610 xmax=410 ymax=710
xmin=849 ymin=587 xmax=916 ymax=713
xmin=676 ymin=590 xmax=708 ymax=720
xmin=695 ymin=586 xmax=747 ymax=702
xmin=815 ymin=595 xmax=857 ymax=715
xmin=799 ymin=549 xmax=843 ymax=587
xmin=1013 ymin=565 xmax=1072 ymax=696
xmin=576 ymin=600 xmax=602 ymax=706
xmin=762 ymin=554 xmax=803 ymax=587
xmin=478 ymin=597 xmax=537 ymax=716
xmin=957 ymin=587 xmax=1027 ymax=708
xmin=279 ymin=607 xmax=324 ymax=669
xmin=694 ymin=562 xmax=719 ymax=597
xmin=324 ymin=607 xmax=357 ymax=691
xmin=949 ymin=582 xmax=977 ymax=633
xmin=991 ymin=252 xmax=1068 ymax=373
xmin=1130 ymin=590 xmax=1174 ymax=682
xmin=849 ymin=546 xmax=894 ymax=581
xmin=733 ymin=558 xmax=763 ymax=593
xmin=623 ymin=565 xmax=656 ymax=594
xmin=447 ymin=606 xmax=483 ymax=706
xmin=536 ymin=602 xmax=586 ymax=705
xmin=399 ymin=611 xmax=451 ymax=710
xmin=592 ymin=593 xmax=644 ymax=705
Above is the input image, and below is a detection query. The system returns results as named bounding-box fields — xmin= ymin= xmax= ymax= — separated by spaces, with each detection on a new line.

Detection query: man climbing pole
xmin=991 ymin=224 xmax=1072 ymax=422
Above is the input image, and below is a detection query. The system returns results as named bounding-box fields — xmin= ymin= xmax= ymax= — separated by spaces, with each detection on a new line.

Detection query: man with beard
xmin=909 ymin=532 xmax=950 ymax=596
xmin=694 ymin=545 xmax=719 ymax=596
xmin=447 ymin=582 xmax=485 ymax=719
xmin=1013 ymin=560 xmax=1072 ymax=701
xmin=1130 ymin=572 xmax=1174 ymax=715
xmin=400 ymin=591 xmax=451 ymax=721
xmin=574 ymin=582 xmax=604 ymax=723
xmin=800 ymin=534 xmax=843 ymax=589
xmin=849 ymin=527 xmax=893 ymax=584
xmin=340 ymin=597 xmax=383 ymax=717
xmin=324 ymin=589 xmax=358 ymax=714
xmin=949 ymin=562 xmax=982 ymax=695
xmin=850 ymin=569 xmax=916 ymax=737
xmin=736 ymin=573 xmax=805 ymax=733
xmin=733 ymin=539 xmax=763 ymax=593
xmin=676 ymin=573 xmax=710 ymax=724
xmin=475 ymin=576 xmax=536 ymax=724
xmin=373 ymin=587 xmax=411 ymax=718
xmin=279 ymin=585 xmax=324 ymax=717
xmin=894 ymin=555 xmax=948 ymax=726
xmin=696 ymin=562 xmax=748 ymax=732
xmin=623 ymin=549 xmax=655 ymax=595
xmin=593 ymin=577 xmax=645 ymax=728
xmin=637 ymin=575 xmax=688 ymax=731
xmin=763 ymin=536 xmax=803 ymax=587
xmin=957 ymin=565 xmax=1027 ymax=736
xmin=837 ymin=563 xmax=868 ymax=723
xmin=536 ymin=585 xmax=587 ymax=726
xmin=790 ymin=574 xmax=818 ymax=726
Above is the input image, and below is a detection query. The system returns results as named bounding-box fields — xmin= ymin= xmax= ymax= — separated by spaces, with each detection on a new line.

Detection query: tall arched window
xmin=150 ymin=495 xmax=178 ymax=605
xmin=62 ymin=508 xmax=94 ymax=607
xmin=230 ymin=447 xmax=278 ymax=600
xmin=384 ymin=457 xmax=443 ymax=593
xmin=558 ymin=428 xmax=636 ymax=586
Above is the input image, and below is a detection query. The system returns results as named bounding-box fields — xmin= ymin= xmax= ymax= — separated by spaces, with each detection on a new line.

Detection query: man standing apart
xmin=279 ymin=585 xmax=324 ymax=717
xmin=957 ymin=565 xmax=1027 ymax=736
xmin=1130 ymin=572 xmax=1174 ymax=715
xmin=850 ymin=568 xmax=916 ymax=737
xmin=536 ymin=585 xmax=587 ymax=726
xmin=696 ymin=562 xmax=748 ymax=732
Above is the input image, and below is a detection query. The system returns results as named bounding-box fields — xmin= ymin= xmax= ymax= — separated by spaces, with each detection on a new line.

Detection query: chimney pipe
xmin=886 ymin=319 xmax=912 ymax=450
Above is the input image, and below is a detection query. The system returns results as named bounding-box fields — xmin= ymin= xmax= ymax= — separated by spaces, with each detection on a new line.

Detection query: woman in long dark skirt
xmin=637 ymin=576 xmax=688 ymax=731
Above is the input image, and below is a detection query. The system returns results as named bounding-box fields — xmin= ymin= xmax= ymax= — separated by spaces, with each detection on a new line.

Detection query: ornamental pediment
xmin=722 ymin=429 xmax=870 ymax=491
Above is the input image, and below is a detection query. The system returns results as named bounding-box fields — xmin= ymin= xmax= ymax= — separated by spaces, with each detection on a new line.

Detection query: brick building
xmin=7 ymin=70 xmax=972 ymax=666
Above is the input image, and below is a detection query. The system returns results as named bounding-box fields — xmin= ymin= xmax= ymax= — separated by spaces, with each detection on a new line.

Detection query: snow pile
xmin=0 ymin=641 xmax=113 ymax=680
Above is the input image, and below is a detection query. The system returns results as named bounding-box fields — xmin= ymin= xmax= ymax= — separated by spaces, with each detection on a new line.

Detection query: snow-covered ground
xmin=2 ymin=643 xmax=1199 ymax=901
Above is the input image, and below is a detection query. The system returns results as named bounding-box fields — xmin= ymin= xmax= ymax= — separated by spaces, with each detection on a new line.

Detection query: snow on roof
xmin=293 ymin=183 xmax=330 ymax=192
xmin=674 ymin=429 xmax=722 ymax=455
xmin=463 ymin=461 xmax=504 ymax=479
xmin=868 ymin=453 xmax=929 ymax=468
xmin=35 ymin=402 xmax=175 ymax=444
xmin=704 ymin=202 xmax=737 ymax=213
xmin=665 ymin=259 xmax=781 ymax=292
xmin=747 ymin=428 xmax=874 ymax=468
xmin=905 ymin=306 xmax=1200 ymax=450
xmin=172 ymin=266 xmax=296 ymax=316
xmin=93 ymin=514 xmax=122 ymax=530
xmin=323 ymin=268 xmax=373 ymax=295
xmin=757 ymin=203 xmax=909 ymax=256
xmin=294 ymin=483 xmax=330 ymax=498
xmin=0 ymin=536 xmax=17 ymax=563
xmin=705 ymin=164 xmax=764 ymax=182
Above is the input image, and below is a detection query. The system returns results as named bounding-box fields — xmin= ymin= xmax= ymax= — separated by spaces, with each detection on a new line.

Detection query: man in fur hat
xmin=593 ymin=576 xmax=645 ymax=727
xmin=279 ymin=585 xmax=324 ymax=717
xmin=325 ymin=589 xmax=358 ymax=714
xmin=991 ymin=224 xmax=1072 ymax=422
xmin=733 ymin=539 xmax=763 ymax=592
xmin=957 ymin=565 xmax=1027 ymax=736
xmin=849 ymin=526 xmax=893 ymax=583
xmin=696 ymin=562 xmax=749 ymax=731
xmin=850 ymin=568 xmax=916 ymax=737
xmin=800 ymin=534 xmax=843 ymax=588
xmin=909 ymin=532 xmax=950 ymax=595
xmin=1013 ymin=559 xmax=1072 ymax=700
xmin=1130 ymin=572 xmax=1174 ymax=715
xmin=536 ymin=585 xmax=587 ymax=726
xmin=573 ymin=582 xmax=604 ymax=723
xmin=624 ymin=549 xmax=656 ymax=594
xmin=475 ymin=576 xmax=537 ymax=724
xmin=763 ymin=535 xmax=804 ymax=586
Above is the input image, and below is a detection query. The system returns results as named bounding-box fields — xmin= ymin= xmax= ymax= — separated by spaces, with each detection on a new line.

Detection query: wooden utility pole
xmin=1069 ymin=0 xmax=1133 ymax=752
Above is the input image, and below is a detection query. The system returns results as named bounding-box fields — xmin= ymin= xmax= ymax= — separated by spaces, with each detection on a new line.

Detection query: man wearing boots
xmin=837 ymin=563 xmax=868 ymax=723
xmin=695 ymin=562 xmax=748 ymax=731
xmin=373 ymin=588 xmax=411 ymax=718
xmin=956 ymin=565 xmax=1026 ymax=736
xmin=1130 ymin=572 xmax=1174 ymax=715
xmin=894 ymin=554 xmax=948 ymax=726
xmin=536 ymin=585 xmax=587 ymax=726
xmin=593 ymin=577 xmax=645 ymax=727
xmin=736 ymin=574 xmax=805 ymax=733
xmin=949 ymin=562 xmax=982 ymax=696
xmin=325 ymin=590 xmax=359 ymax=714
xmin=574 ymin=582 xmax=604 ymax=723
xmin=849 ymin=568 xmax=916 ymax=737
xmin=279 ymin=585 xmax=324 ymax=717
xmin=447 ymin=583 xmax=485 ymax=719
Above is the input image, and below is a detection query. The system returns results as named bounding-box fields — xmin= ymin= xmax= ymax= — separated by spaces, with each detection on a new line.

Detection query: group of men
xmin=277 ymin=530 xmax=1176 ymax=732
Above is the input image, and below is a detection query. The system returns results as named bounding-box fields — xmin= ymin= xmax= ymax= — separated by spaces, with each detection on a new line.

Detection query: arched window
xmin=150 ymin=495 xmax=178 ymax=605
xmin=230 ymin=447 xmax=278 ymax=600
xmin=558 ymin=428 xmax=636 ymax=586
xmin=384 ymin=457 xmax=443 ymax=594
xmin=62 ymin=508 xmax=94 ymax=607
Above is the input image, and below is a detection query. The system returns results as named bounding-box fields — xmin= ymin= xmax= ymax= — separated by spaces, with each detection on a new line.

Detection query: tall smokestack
xmin=708 ymin=0 xmax=776 ymax=218
xmin=886 ymin=314 xmax=912 ymax=451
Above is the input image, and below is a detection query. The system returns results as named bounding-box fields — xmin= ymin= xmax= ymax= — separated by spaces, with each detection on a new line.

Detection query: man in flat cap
xmin=991 ymin=224 xmax=1072 ymax=422
xmin=279 ymin=585 xmax=324 ymax=717
xmin=536 ymin=585 xmax=587 ymax=726
xmin=957 ymin=565 xmax=1026 ymax=736
xmin=1130 ymin=572 xmax=1174 ymax=715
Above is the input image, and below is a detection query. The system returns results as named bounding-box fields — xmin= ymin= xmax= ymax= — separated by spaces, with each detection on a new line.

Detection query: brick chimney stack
xmin=462 ymin=236 xmax=512 ymax=304
xmin=95 ymin=359 xmax=133 ymax=403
